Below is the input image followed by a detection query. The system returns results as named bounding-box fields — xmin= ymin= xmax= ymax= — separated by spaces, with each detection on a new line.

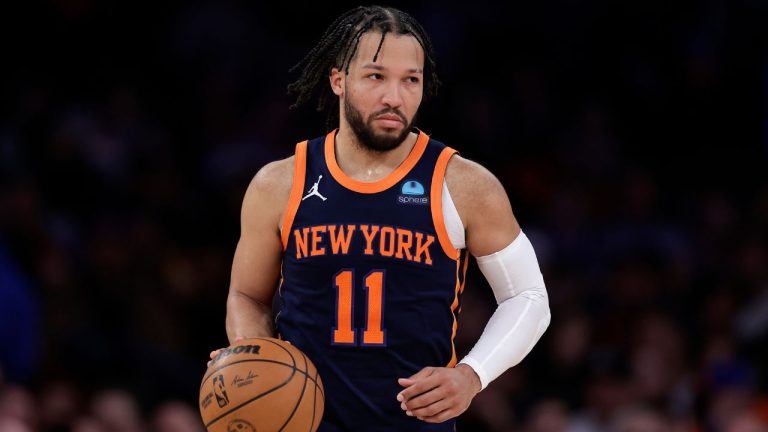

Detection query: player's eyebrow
xmin=361 ymin=63 xmax=423 ymax=74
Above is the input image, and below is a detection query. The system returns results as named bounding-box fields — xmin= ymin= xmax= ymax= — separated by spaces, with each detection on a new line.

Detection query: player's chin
xmin=373 ymin=125 xmax=404 ymax=136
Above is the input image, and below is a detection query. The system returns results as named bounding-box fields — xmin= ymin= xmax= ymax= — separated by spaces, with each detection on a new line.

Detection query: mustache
xmin=370 ymin=108 xmax=407 ymax=124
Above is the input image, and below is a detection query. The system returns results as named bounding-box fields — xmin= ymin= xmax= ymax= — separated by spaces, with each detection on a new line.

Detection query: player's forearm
xmin=225 ymin=289 xmax=275 ymax=342
xmin=459 ymin=231 xmax=551 ymax=389
xmin=459 ymin=287 xmax=550 ymax=389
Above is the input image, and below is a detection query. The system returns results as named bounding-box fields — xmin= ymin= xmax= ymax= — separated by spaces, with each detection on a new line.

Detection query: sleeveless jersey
xmin=277 ymin=129 xmax=469 ymax=431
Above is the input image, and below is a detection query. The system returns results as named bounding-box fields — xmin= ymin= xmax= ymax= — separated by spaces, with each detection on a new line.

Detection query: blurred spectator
xmin=0 ymin=385 xmax=37 ymax=431
xmin=724 ymin=412 xmax=768 ymax=432
xmin=609 ymin=406 xmax=670 ymax=432
xmin=468 ymin=386 xmax=517 ymax=432
xmin=71 ymin=417 xmax=107 ymax=432
xmin=89 ymin=389 xmax=144 ymax=432
xmin=0 ymin=417 xmax=32 ymax=432
xmin=153 ymin=400 xmax=206 ymax=432
xmin=570 ymin=374 xmax=633 ymax=432
xmin=38 ymin=380 xmax=83 ymax=432
xmin=525 ymin=399 xmax=569 ymax=432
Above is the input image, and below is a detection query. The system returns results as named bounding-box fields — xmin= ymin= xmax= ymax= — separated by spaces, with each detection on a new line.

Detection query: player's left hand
xmin=396 ymin=364 xmax=481 ymax=423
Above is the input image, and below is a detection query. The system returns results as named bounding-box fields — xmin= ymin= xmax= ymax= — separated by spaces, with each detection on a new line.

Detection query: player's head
xmin=288 ymin=6 xmax=439 ymax=152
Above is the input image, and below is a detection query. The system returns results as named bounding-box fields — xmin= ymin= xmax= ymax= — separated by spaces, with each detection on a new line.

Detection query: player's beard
xmin=344 ymin=93 xmax=414 ymax=153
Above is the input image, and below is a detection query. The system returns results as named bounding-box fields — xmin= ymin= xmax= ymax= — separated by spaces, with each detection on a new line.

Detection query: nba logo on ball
xmin=213 ymin=375 xmax=230 ymax=407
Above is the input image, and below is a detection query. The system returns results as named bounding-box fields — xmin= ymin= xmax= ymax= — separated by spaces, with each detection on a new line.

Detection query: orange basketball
xmin=199 ymin=337 xmax=324 ymax=432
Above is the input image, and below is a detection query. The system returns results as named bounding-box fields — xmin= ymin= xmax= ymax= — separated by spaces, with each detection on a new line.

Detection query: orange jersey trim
xmin=324 ymin=129 xmax=429 ymax=194
xmin=446 ymin=250 xmax=469 ymax=368
xmin=459 ymin=250 xmax=470 ymax=307
xmin=431 ymin=147 xmax=460 ymax=261
xmin=280 ymin=141 xmax=308 ymax=250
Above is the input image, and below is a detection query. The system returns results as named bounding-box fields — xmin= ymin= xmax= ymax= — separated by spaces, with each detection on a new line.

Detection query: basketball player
xmin=212 ymin=6 xmax=551 ymax=431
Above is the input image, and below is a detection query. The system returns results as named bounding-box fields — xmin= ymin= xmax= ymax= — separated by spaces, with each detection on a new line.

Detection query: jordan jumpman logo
xmin=302 ymin=175 xmax=327 ymax=201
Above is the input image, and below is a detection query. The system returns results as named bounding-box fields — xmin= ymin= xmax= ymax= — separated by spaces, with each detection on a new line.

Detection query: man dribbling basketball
xmin=212 ymin=6 xmax=551 ymax=431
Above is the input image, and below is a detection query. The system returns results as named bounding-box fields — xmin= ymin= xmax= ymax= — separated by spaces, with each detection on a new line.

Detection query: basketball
xmin=199 ymin=337 xmax=324 ymax=432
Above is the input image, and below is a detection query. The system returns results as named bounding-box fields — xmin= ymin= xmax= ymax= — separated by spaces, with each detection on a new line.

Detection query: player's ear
xmin=330 ymin=68 xmax=344 ymax=96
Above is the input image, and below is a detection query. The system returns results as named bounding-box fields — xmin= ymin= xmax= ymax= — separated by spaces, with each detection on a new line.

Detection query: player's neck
xmin=333 ymin=126 xmax=418 ymax=183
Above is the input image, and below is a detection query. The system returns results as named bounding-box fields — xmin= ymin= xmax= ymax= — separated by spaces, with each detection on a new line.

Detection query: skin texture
xmin=214 ymin=31 xmax=522 ymax=424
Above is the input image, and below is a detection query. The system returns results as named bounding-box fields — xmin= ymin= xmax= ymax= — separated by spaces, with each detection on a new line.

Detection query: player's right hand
xmin=207 ymin=336 xmax=246 ymax=367
xmin=207 ymin=349 xmax=222 ymax=367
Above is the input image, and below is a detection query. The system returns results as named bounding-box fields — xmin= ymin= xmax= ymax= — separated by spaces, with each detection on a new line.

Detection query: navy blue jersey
xmin=276 ymin=129 xmax=469 ymax=431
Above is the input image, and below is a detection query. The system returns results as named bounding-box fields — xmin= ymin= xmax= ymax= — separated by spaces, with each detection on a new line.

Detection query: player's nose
xmin=381 ymin=81 xmax=403 ymax=108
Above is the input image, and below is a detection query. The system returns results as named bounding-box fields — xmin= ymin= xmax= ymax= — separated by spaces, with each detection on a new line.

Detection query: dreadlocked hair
xmin=287 ymin=5 xmax=440 ymax=127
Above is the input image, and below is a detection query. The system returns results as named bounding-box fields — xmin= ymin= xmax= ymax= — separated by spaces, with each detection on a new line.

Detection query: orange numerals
xmin=332 ymin=270 xmax=387 ymax=346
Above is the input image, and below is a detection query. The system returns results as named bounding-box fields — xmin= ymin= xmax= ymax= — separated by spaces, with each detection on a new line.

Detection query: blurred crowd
xmin=1 ymin=1 xmax=767 ymax=431
xmin=0 ymin=385 xmax=204 ymax=432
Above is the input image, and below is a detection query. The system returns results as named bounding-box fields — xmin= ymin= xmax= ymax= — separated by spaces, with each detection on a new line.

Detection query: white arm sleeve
xmin=457 ymin=232 xmax=551 ymax=390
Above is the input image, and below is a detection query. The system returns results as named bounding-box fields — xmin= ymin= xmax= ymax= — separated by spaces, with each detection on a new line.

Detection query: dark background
xmin=1 ymin=1 xmax=767 ymax=431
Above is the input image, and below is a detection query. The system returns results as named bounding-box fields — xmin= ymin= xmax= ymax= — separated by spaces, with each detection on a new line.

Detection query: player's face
xmin=337 ymin=32 xmax=424 ymax=152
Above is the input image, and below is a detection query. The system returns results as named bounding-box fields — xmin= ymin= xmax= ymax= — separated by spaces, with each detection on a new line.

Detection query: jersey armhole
xmin=430 ymin=147 xmax=461 ymax=261
xmin=280 ymin=140 xmax=308 ymax=250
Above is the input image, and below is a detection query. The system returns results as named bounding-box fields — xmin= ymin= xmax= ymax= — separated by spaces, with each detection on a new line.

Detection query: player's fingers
xmin=409 ymin=398 xmax=451 ymax=420
xmin=403 ymin=384 xmax=446 ymax=410
xmin=398 ymin=380 xmax=437 ymax=401
xmin=396 ymin=367 xmax=436 ymax=399
xmin=417 ymin=407 xmax=455 ymax=424
xmin=209 ymin=336 xmax=245 ymax=362
xmin=397 ymin=375 xmax=441 ymax=403
xmin=397 ymin=378 xmax=415 ymax=389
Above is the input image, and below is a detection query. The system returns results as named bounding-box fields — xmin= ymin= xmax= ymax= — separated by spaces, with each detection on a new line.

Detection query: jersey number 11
xmin=332 ymin=269 xmax=386 ymax=346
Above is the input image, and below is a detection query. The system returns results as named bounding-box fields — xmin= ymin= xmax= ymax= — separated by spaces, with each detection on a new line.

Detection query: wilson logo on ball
xmin=211 ymin=345 xmax=262 ymax=365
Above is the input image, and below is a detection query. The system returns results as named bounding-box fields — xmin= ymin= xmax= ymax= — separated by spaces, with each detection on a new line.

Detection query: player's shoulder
xmin=444 ymin=154 xmax=512 ymax=221
xmin=254 ymin=155 xmax=295 ymax=186
xmin=245 ymin=155 xmax=295 ymax=203
xmin=444 ymin=154 xmax=504 ymax=194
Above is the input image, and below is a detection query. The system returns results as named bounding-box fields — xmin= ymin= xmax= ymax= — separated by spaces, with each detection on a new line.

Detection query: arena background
xmin=1 ymin=1 xmax=767 ymax=430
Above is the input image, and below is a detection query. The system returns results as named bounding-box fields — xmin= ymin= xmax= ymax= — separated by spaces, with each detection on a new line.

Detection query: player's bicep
xmin=449 ymin=159 xmax=521 ymax=257
xmin=230 ymin=235 xmax=281 ymax=305
xmin=229 ymin=169 xmax=285 ymax=305
xmin=467 ymin=181 xmax=520 ymax=256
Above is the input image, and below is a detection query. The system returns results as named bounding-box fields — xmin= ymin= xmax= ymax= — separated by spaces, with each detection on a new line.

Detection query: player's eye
xmin=368 ymin=73 xmax=383 ymax=80
xmin=407 ymin=76 xmax=420 ymax=84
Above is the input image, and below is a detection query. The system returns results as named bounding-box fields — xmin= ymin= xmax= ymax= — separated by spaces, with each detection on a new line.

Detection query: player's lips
xmin=374 ymin=115 xmax=404 ymax=128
